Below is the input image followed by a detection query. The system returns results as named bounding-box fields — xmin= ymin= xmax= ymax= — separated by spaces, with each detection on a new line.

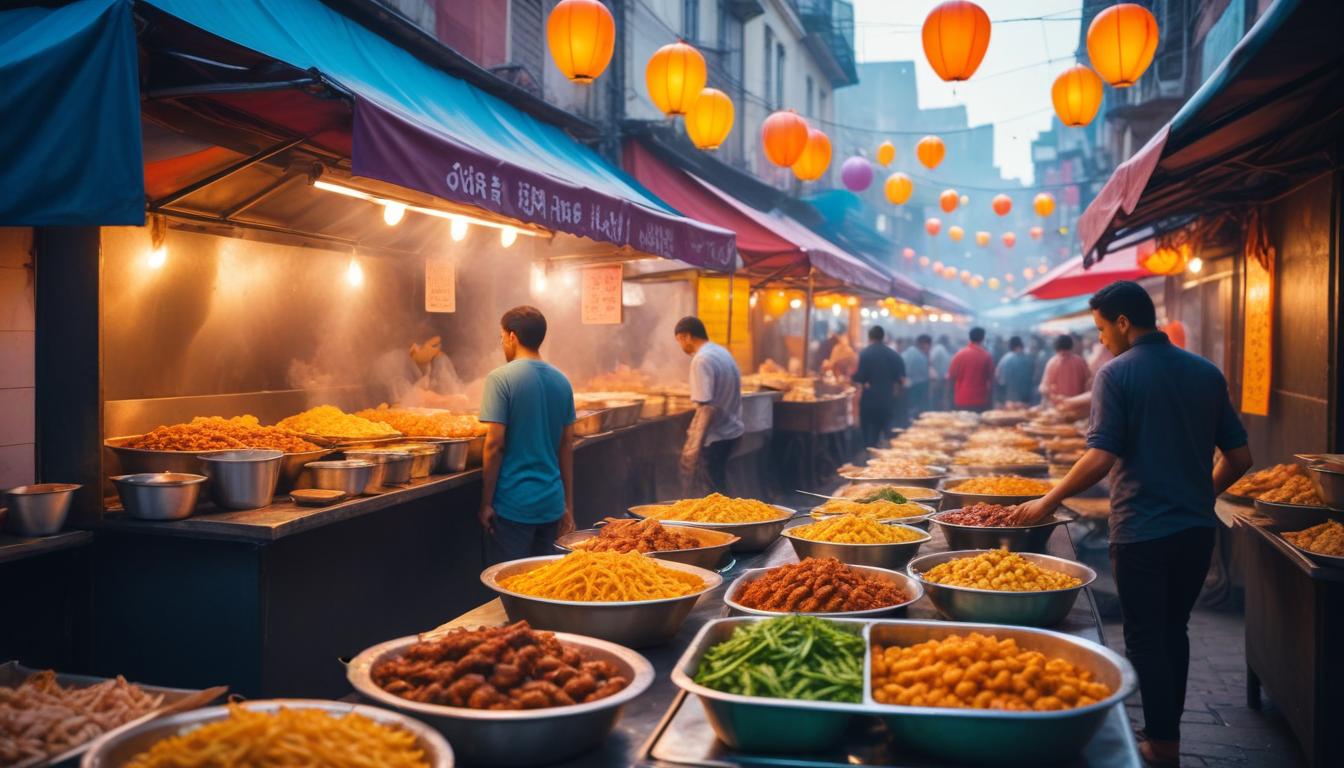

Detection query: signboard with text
xmin=580 ymin=265 xmax=623 ymax=325
xmin=424 ymin=259 xmax=456 ymax=313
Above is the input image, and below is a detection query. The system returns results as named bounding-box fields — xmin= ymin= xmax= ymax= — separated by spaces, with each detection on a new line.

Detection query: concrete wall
xmin=0 ymin=228 xmax=35 ymax=489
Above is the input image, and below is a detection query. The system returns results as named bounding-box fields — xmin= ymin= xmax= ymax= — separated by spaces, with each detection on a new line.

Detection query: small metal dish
xmin=837 ymin=483 xmax=945 ymax=510
xmin=290 ymin=488 xmax=347 ymax=507
xmin=724 ymin=563 xmax=924 ymax=617
xmin=199 ymin=450 xmax=283 ymax=510
xmin=808 ymin=500 xmax=938 ymax=527
xmin=555 ymin=524 xmax=739 ymax=571
xmin=110 ymin=473 xmax=207 ymax=520
xmin=4 ymin=483 xmax=80 ymax=536
xmin=1305 ymin=462 xmax=1344 ymax=510
xmin=930 ymin=509 xmax=1073 ymax=554
xmin=383 ymin=442 xmax=442 ymax=479
xmin=344 ymin=449 xmax=415 ymax=490
xmin=626 ymin=503 xmax=795 ymax=552
xmin=782 ymin=523 xmax=931 ymax=569
xmin=302 ymin=459 xmax=375 ymax=497
xmin=908 ymin=549 xmax=1096 ymax=627
xmin=400 ymin=437 xmax=472 ymax=473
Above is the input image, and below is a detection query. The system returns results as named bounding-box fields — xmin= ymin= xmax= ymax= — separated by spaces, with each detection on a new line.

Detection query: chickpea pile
xmin=871 ymin=632 xmax=1113 ymax=711
xmin=922 ymin=549 xmax=1081 ymax=591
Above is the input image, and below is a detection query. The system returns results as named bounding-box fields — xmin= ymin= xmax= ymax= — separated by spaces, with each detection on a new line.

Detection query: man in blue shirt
xmin=478 ymin=306 xmax=576 ymax=563
xmin=675 ymin=316 xmax=745 ymax=494
xmin=1011 ymin=281 xmax=1252 ymax=767
xmin=994 ymin=336 xmax=1034 ymax=405
xmin=900 ymin=334 xmax=933 ymax=420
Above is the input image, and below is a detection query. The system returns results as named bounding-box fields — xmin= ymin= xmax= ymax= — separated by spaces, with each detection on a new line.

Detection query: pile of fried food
xmin=638 ymin=493 xmax=784 ymax=523
xmin=355 ymin=405 xmax=486 ymax=438
xmin=922 ymin=549 xmax=1081 ymax=591
xmin=790 ymin=514 xmax=925 ymax=544
xmin=0 ymin=670 xmax=164 ymax=764
xmin=570 ymin=518 xmax=705 ymax=554
xmin=869 ymin=447 xmax=954 ymax=466
xmin=124 ymin=704 xmax=429 ymax=768
xmin=915 ymin=412 xmax=980 ymax=430
xmin=964 ymin=429 xmax=1041 ymax=451
xmin=871 ymin=632 xmax=1113 ymax=711
xmin=498 ymin=550 xmax=704 ymax=602
xmin=276 ymin=405 xmax=401 ymax=439
xmin=1227 ymin=463 xmax=1324 ymax=506
xmin=949 ymin=475 xmax=1054 ymax=496
xmin=952 ymin=446 xmax=1047 ymax=467
xmin=124 ymin=415 xmax=320 ymax=453
xmin=837 ymin=483 xmax=941 ymax=502
xmin=842 ymin=459 xmax=937 ymax=480
xmin=1284 ymin=520 xmax=1344 ymax=557
xmin=372 ymin=621 xmax=628 ymax=710
xmin=812 ymin=498 xmax=930 ymax=521
xmin=937 ymin=503 xmax=1022 ymax=527
xmin=734 ymin=557 xmax=910 ymax=614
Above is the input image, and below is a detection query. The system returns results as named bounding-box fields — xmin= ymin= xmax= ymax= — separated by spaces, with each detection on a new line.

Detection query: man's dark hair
xmin=501 ymin=305 xmax=547 ymax=349
xmin=869 ymin=325 xmax=886 ymax=342
xmin=969 ymin=327 xmax=986 ymax=343
xmin=916 ymin=334 xmax=932 ymax=345
xmin=1009 ymin=336 xmax=1024 ymax=350
xmin=1089 ymin=280 xmax=1157 ymax=328
xmin=674 ymin=315 xmax=709 ymax=340
xmin=1054 ymin=334 xmax=1074 ymax=352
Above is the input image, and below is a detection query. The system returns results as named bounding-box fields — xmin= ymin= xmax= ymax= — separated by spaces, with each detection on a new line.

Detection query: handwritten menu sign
xmin=581 ymin=265 xmax=623 ymax=325
xmin=1240 ymin=250 xmax=1273 ymax=415
xmin=424 ymin=259 xmax=456 ymax=313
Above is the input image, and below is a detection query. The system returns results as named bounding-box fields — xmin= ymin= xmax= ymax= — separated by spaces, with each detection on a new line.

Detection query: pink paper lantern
xmin=841 ymin=156 xmax=874 ymax=192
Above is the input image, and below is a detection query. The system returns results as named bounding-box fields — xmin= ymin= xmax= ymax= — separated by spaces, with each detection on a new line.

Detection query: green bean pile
xmin=692 ymin=616 xmax=865 ymax=702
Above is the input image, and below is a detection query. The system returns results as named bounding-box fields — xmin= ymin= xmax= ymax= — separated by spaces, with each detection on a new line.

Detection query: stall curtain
xmin=0 ymin=0 xmax=144 ymax=225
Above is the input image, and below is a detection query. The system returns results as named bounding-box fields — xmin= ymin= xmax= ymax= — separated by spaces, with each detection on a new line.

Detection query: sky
xmin=852 ymin=0 xmax=1084 ymax=186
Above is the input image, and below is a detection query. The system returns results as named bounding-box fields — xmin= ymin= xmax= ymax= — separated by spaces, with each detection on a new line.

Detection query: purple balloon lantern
xmin=841 ymin=156 xmax=874 ymax=192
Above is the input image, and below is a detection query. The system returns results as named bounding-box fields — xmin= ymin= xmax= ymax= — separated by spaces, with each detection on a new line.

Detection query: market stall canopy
xmin=1079 ymin=0 xmax=1344 ymax=260
xmin=1024 ymin=244 xmax=1153 ymax=300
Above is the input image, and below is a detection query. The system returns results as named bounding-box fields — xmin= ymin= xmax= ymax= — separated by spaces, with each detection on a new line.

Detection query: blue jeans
xmin=487 ymin=515 xmax=560 ymax=565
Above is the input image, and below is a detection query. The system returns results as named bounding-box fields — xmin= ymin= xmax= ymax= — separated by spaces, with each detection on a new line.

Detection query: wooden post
xmin=802 ymin=271 xmax=815 ymax=373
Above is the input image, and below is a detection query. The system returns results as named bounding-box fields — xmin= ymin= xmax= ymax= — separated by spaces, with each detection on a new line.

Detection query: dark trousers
xmin=487 ymin=515 xmax=560 ymax=565
xmin=1111 ymin=526 xmax=1215 ymax=741
xmin=859 ymin=407 xmax=891 ymax=448
xmin=702 ymin=437 xmax=738 ymax=494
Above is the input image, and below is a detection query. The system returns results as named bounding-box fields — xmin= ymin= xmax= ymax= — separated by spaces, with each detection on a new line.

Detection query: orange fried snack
xmin=733 ymin=557 xmax=908 ymax=613
xmin=125 ymin=416 xmax=319 ymax=452
xmin=572 ymin=518 xmax=703 ymax=554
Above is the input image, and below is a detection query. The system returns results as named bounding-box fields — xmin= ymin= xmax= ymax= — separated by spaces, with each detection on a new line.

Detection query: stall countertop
xmin=0 ymin=530 xmax=94 ymax=565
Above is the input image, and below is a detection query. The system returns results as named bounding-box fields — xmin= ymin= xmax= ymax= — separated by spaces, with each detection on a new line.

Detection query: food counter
xmin=0 ymin=531 xmax=95 ymax=673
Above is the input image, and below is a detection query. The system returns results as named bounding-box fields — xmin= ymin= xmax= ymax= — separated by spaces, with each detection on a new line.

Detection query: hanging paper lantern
xmin=685 ymin=88 xmax=734 ymax=150
xmin=1004 ymin=273 xmax=1014 ymax=284
xmin=922 ymin=1 xmax=992 ymax=82
xmin=960 ymin=194 xmax=970 ymax=207
xmin=1002 ymin=232 xmax=1016 ymax=248
xmin=902 ymin=247 xmax=916 ymax=260
xmin=646 ymin=40 xmax=707 ymax=116
xmin=1029 ymin=226 xmax=1044 ymax=240
xmin=925 ymin=218 xmax=942 ymax=236
xmin=933 ymin=260 xmax=944 ymax=271
xmin=916 ymin=136 xmax=945 ymax=170
xmin=841 ymin=156 xmax=874 ymax=191
xmin=975 ymin=231 xmax=991 ymax=247
xmin=791 ymin=129 xmax=832 ymax=181
xmin=971 ymin=276 xmax=984 ymax=288
xmin=988 ymin=277 xmax=1001 ymax=290
xmin=1022 ymin=268 xmax=1035 ymax=280
xmin=1138 ymin=243 xmax=1191 ymax=275
xmin=959 ymin=269 xmax=971 ymax=281
xmin=1051 ymin=65 xmax=1104 ymax=127
xmin=1086 ymin=3 xmax=1159 ymax=88
xmin=991 ymin=194 xmax=1012 ymax=216
xmin=1037 ymin=265 xmax=1049 ymax=276
xmin=761 ymin=110 xmax=809 ymax=167
xmin=884 ymin=173 xmax=914 ymax=205
xmin=1033 ymin=192 xmax=1056 ymax=217
xmin=944 ymin=267 xmax=958 ymax=281
xmin=919 ymin=256 xmax=931 ymax=267
xmin=876 ymin=141 xmax=896 ymax=167
xmin=546 ymin=0 xmax=616 ymax=84
xmin=939 ymin=189 xmax=959 ymax=213
xmin=948 ymin=225 xmax=964 ymax=242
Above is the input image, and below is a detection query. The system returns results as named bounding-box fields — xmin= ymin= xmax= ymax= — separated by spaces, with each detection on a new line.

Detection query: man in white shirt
xmin=674 ymin=316 xmax=745 ymax=494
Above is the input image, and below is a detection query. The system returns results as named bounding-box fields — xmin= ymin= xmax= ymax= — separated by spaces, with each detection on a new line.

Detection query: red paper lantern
xmin=992 ymin=194 xmax=1012 ymax=216
xmin=1029 ymin=226 xmax=1044 ymax=240
xmin=925 ymin=218 xmax=942 ymax=236
xmin=902 ymin=247 xmax=916 ymax=260
xmin=1002 ymin=232 xmax=1016 ymax=248
xmin=939 ymin=189 xmax=959 ymax=213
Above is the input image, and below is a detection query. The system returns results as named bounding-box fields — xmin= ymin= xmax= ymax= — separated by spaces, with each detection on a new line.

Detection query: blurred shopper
xmin=901 ymin=334 xmax=933 ymax=419
xmin=947 ymin=328 xmax=994 ymax=412
xmin=674 ymin=316 xmax=745 ymax=495
xmin=995 ymin=336 xmax=1034 ymax=406
xmin=1040 ymin=334 xmax=1092 ymax=403
xmin=823 ymin=330 xmax=859 ymax=380
xmin=853 ymin=325 xmax=905 ymax=447
xmin=930 ymin=335 xmax=953 ymax=409
xmin=1029 ymin=335 xmax=1048 ymax=405
xmin=479 ymin=307 xmax=576 ymax=564
xmin=1010 ymin=282 xmax=1252 ymax=767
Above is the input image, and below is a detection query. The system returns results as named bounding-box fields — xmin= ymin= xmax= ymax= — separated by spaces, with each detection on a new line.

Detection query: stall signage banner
xmin=1239 ymin=250 xmax=1273 ymax=415
xmin=424 ymin=259 xmax=456 ymax=313
xmin=580 ymin=265 xmax=623 ymax=325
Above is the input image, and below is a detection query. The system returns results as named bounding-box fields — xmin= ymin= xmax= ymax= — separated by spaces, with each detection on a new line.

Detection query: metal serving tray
xmin=951 ymin=462 xmax=1050 ymax=477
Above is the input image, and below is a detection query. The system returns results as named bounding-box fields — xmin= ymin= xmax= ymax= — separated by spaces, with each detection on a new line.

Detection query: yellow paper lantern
xmin=685 ymin=88 xmax=734 ymax=150
xmin=916 ymin=136 xmax=946 ymax=170
xmin=791 ymin=129 xmax=832 ymax=182
xmin=1087 ymin=3 xmax=1159 ymax=88
xmin=988 ymin=277 xmax=1001 ymax=290
xmin=1139 ymin=243 xmax=1191 ymax=276
xmin=646 ymin=40 xmax=707 ymax=116
xmin=876 ymin=141 xmax=896 ymax=167
xmin=1051 ymin=65 xmax=1104 ymax=127
xmin=884 ymin=173 xmax=914 ymax=205
xmin=761 ymin=110 xmax=809 ymax=167
xmin=922 ymin=1 xmax=992 ymax=82
xmin=939 ymin=189 xmax=959 ymax=213
xmin=975 ymin=231 xmax=991 ymax=247
xmin=1033 ymin=192 xmax=1056 ymax=218
xmin=546 ymin=0 xmax=616 ymax=84
xmin=919 ymin=256 xmax=931 ymax=267
xmin=948 ymin=225 xmax=964 ymax=242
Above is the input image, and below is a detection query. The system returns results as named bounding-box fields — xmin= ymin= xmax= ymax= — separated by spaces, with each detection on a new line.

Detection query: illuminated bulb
xmin=450 ymin=218 xmax=469 ymax=241
xmin=941 ymin=313 xmax=953 ymax=322
xmin=346 ymin=258 xmax=364 ymax=287
xmin=879 ymin=308 xmax=891 ymax=318
xmin=1187 ymin=256 xmax=1203 ymax=274
xmin=749 ymin=293 xmax=759 ymax=308
xmin=860 ymin=307 xmax=871 ymax=318
xmin=147 ymin=246 xmax=167 ymax=269
xmin=500 ymin=227 xmax=518 ymax=248
xmin=831 ymin=304 xmax=843 ymax=317
xmin=906 ymin=314 xmax=917 ymax=323
xmin=789 ymin=298 xmax=803 ymax=310
xmin=382 ymin=202 xmax=406 ymax=226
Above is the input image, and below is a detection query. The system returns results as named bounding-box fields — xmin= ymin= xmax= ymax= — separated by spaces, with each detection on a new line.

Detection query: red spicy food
xmin=733 ymin=557 xmax=909 ymax=613
xmin=938 ymin=502 xmax=1021 ymax=527
xmin=371 ymin=621 xmax=628 ymax=710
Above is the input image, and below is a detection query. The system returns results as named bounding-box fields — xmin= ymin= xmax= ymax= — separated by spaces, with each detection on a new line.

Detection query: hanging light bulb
xmin=450 ymin=218 xmax=469 ymax=241
xmin=879 ymin=307 xmax=891 ymax=318
xmin=789 ymin=297 xmax=803 ymax=310
xmin=147 ymin=247 xmax=167 ymax=269
xmin=860 ymin=307 xmax=871 ymax=318
xmin=1187 ymin=256 xmax=1204 ymax=274
xmin=749 ymin=292 xmax=758 ymax=308
xmin=831 ymin=304 xmax=843 ymax=317
xmin=382 ymin=202 xmax=406 ymax=226
xmin=346 ymin=257 xmax=364 ymax=287
xmin=146 ymin=214 xmax=168 ymax=270
xmin=500 ymin=227 xmax=518 ymax=248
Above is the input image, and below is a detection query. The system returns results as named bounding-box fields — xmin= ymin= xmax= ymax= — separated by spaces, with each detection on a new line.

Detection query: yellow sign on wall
xmin=1240 ymin=249 xmax=1274 ymax=416
xmin=697 ymin=275 xmax=751 ymax=370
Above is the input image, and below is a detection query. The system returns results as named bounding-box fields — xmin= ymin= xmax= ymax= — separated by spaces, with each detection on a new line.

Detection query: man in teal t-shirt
xmin=478 ymin=306 xmax=576 ymax=563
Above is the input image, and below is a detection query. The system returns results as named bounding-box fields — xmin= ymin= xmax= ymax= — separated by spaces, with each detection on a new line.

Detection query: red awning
xmin=1024 ymin=244 xmax=1154 ymax=300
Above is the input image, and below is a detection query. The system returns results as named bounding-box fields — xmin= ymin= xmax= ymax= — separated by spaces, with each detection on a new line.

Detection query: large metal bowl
xmin=199 ymin=450 xmax=282 ymax=510
xmin=4 ymin=483 xmax=80 ymax=536
xmin=348 ymin=633 xmax=652 ymax=767
xmin=1306 ymin=463 xmax=1344 ymax=510
xmin=400 ymin=437 xmax=472 ymax=473
xmin=344 ymin=449 xmax=415 ymax=490
xmin=302 ymin=459 xmax=375 ymax=496
xmin=865 ymin=620 xmax=1137 ymax=764
xmin=808 ymin=501 xmax=937 ymax=528
xmin=782 ymin=523 xmax=931 ymax=569
xmin=837 ymin=465 xmax=947 ymax=489
xmin=383 ymin=442 xmax=443 ymax=479
xmin=939 ymin=475 xmax=1056 ymax=508
xmin=555 ymin=525 xmax=739 ymax=571
xmin=907 ymin=549 xmax=1096 ymax=627
xmin=930 ymin=509 xmax=1073 ymax=554
xmin=724 ymin=564 xmax=924 ymax=617
xmin=105 ymin=437 xmax=332 ymax=493
xmin=110 ymin=473 xmax=207 ymax=520
xmin=480 ymin=555 xmax=722 ymax=647
xmin=627 ymin=503 xmax=795 ymax=552
xmin=952 ymin=462 xmax=1050 ymax=477
xmin=81 ymin=699 xmax=454 ymax=768
xmin=1253 ymin=498 xmax=1330 ymax=529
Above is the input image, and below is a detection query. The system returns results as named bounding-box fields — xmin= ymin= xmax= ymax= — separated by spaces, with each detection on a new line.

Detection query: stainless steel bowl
xmin=782 ymin=523 xmax=931 ymax=569
xmin=626 ymin=503 xmax=795 ymax=552
xmin=348 ymin=632 xmax=651 ymax=767
xmin=303 ymin=459 xmax=375 ymax=497
xmin=931 ymin=510 xmax=1072 ymax=554
xmin=384 ymin=442 xmax=442 ymax=479
xmin=837 ymin=465 xmax=947 ymax=489
xmin=4 ymin=483 xmax=80 ymax=536
xmin=81 ymin=699 xmax=454 ymax=768
xmin=555 ymin=525 xmax=739 ymax=571
xmin=105 ymin=437 xmax=330 ymax=493
xmin=110 ymin=473 xmax=207 ymax=520
xmin=939 ymin=476 xmax=1056 ymax=509
xmin=276 ymin=447 xmax=335 ymax=492
xmin=954 ymin=462 xmax=1050 ymax=477
xmin=865 ymin=620 xmax=1137 ymax=764
xmin=908 ymin=549 xmax=1096 ymax=627
xmin=480 ymin=555 xmax=722 ymax=647
xmin=401 ymin=437 xmax=471 ymax=473
xmin=572 ymin=409 xmax=607 ymax=437
xmin=199 ymin=450 xmax=282 ymax=510
xmin=724 ymin=563 xmax=924 ymax=617
xmin=1253 ymin=498 xmax=1330 ymax=529
xmin=1306 ymin=463 xmax=1344 ymax=509
xmin=808 ymin=501 xmax=938 ymax=529
xmin=344 ymin=449 xmax=415 ymax=491
xmin=602 ymin=400 xmax=644 ymax=430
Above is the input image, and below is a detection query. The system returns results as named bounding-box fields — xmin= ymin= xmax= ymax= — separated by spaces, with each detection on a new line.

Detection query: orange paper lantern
xmin=1033 ymin=193 xmax=1055 ymax=218
xmin=944 ymin=267 xmax=957 ymax=280
xmin=791 ymin=129 xmax=832 ymax=181
xmin=876 ymin=141 xmax=896 ymax=167
xmin=761 ymin=110 xmax=809 ymax=167
xmin=919 ymin=256 xmax=931 ymax=267
xmin=975 ymin=231 xmax=991 ymax=247
xmin=646 ymin=40 xmax=707 ymax=116
xmin=916 ymin=136 xmax=945 ymax=170
xmin=685 ymin=88 xmax=734 ymax=150
xmin=1087 ymin=4 xmax=1159 ymax=88
xmin=1022 ymin=268 xmax=1035 ymax=280
xmin=902 ymin=247 xmax=916 ymax=260
xmin=933 ymin=260 xmax=944 ymax=271
xmin=939 ymin=189 xmax=959 ymax=213
xmin=991 ymin=194 xmax=1012 ymax=216
xmin=959 ymin=269 xmax=971 ymax=280
xmin=922 ymin=1 xmax=992 ymax=82
xmin=546 ymin=0 xmax=616 ymax=84
xmin=1051 ymin=65 xmax=1104 ymax=127
xmin=925 ymin=218 xmax=942 ymax=236
xmin=1029 ymin=226 xmax=1044 ymax=240
xmin=1138 ymin=243 xmax=1191 ymax=276
xmin=1002 ymin=232 xmax=1016 ymax=248
xmin=948 ymin=225 xmax=964 ymax=242
xmin=884 ymin=173 xmax=914 ymax=205
xmin=988 ymin=277 xmax=1001 ymax=290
